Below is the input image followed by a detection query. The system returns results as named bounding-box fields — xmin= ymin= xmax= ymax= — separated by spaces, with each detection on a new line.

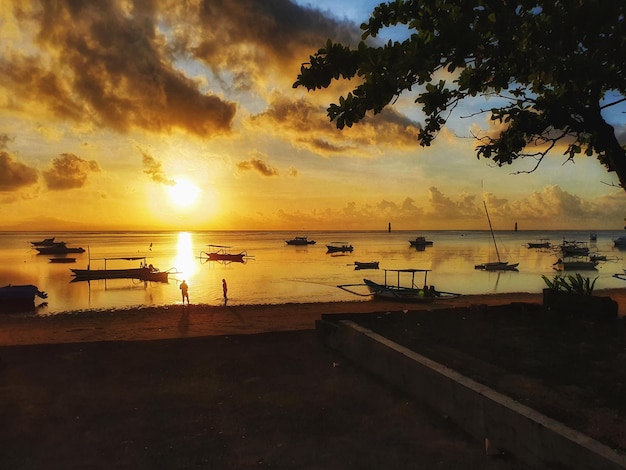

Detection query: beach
xmin=2 ymin=290 xmax=625 ymax=469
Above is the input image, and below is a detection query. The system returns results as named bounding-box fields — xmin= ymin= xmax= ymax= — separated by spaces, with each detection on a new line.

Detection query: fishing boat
xmin=474 ymin=202 xmax=519 ymax=271
xmin=560 ymin=240 xmax=590 ymax=256
xmin=553 ymin=257 xmax=599 ymax=271
xmin=30 ymin=237 xmax=56 ymax=247
xmin=326 ymin=242 xmax=353 ymax=253
xmin=49 ymin=257 xmax=76 ymax=263
xmin=409 ymin=236 xmax=434 ymax=247
xmin=36 ymin=242 xmax=86 ymax=255
xmin=354 ymin=261 xmax=379 ymax=270
xmin=614 ymin=236 xmax=626 ymax=248
xmin=71 ymin=257 xmax=169 ymax=282
xmin=285 ymin=236 xmax=316 ymax=246
xmin=526 ymin=238 xmax=551 ymax=249
xmin=199 ymin=245 xmax=249 ymax=264
xmin=362 ymin=269 xmax=460 ymax=302
xmin=0 ymin=284 xmax=48 ymax=312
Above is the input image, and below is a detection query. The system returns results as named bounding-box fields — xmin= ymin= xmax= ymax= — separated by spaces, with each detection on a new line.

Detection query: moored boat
xmin=614 ymin=236 xmax=626 ymax=248
xmin=30 ymin=237 xmax=56 ymax=247
xmin=354 ymin=261 xmax=379 ymax=270
xmin=361 ymin=269 xmax=460 ymax=302
xmin=326 ymin=242 xmax=353 ymax=253
xmin=526 ymin=238 xmax=551 ymax=249
xmin=71 ymin=257 xmax=169 ymax=282
xmin=560 ymin=240 xmax=590 ymax=256
xmin=200 ymin=245 xmax=249 ymax=264
xmin=409 ymin=236 xmax=434 ymax=247
xmin=50 ymin=257 xmax=76 ymax=263
xmin=475 ymin=202 xmax=519 ymax=271
xmin=36 ymin=242 xmax=85 ymax=255
xmin=285 ymin=236 xmax=316 ymax=246
xmin=553 ymin=257 xmax=599 ymax=271
xmin=0 ymin=284 xmax=48 ymax=312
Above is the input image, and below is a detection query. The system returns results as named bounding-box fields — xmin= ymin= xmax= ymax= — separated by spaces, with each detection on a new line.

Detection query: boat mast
xmin=483 ymin=201 xmax=501 ymax=262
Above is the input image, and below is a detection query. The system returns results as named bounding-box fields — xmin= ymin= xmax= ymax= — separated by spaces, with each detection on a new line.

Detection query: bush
xmin=541 ymin=273 xmax=598 ymax=295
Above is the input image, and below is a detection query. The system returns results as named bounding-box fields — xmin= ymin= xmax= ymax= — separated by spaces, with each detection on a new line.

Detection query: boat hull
xmin=36 ymin=246 xmax=85 ymax=254
xmin=326 ymin=245 xmax=353 ymax=253
xmin=207 ymin=253 xmax=245 ymax=262
xmin=354 ymin=261 xmax=379 ymax=270
xmin=71 ymin=268 xmax=168 ymax=282
xmin=363 ymin=279 xmax=435 ymax=303
xmin=474 ymin=262 xmax=519 ymax=271
xmin=286 ymin=237 xmax=315 ymax=245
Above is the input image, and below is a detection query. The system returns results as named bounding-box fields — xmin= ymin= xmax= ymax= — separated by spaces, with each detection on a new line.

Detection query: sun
xmin=168 ymin=179 xmax=201 ymax=207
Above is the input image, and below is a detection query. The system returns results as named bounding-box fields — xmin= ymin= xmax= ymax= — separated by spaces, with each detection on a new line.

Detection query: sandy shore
xmin=1 ymin=289 xmax=625 ymax=346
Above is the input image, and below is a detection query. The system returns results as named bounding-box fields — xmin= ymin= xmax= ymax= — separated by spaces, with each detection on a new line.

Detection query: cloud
xmin=0 ymin=151 xmax=39 ymax=191
xmin=43 ymin=153 xmax=101 ymax=190
xmin=2 ymin=1 xmax=236 ymax=137
xmin=248 ymin=94 xmax=422 ymax=156
xmin=140 ymin=149 xmax=175 ymax=186
xmin=236 ymin=155 xmax=279 ymax=176
xmin=0 ymin=134 xmax=14 ymax=150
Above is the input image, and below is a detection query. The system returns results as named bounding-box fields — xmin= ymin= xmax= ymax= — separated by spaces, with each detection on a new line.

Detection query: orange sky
xmin=1 ymin=0 xmax=625 ymax=231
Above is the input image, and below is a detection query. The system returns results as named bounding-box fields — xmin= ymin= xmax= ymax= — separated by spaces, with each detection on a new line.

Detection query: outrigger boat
xmin=475 ymin=202 xmax=519 ymax=271
xmin=353 ymin=261 xmax=379 ymax=270
xmin=338 ymin=268 xmax=460 ymax=303
xmin=199 ymin=245 xmax=250 ymax=264
xmin=285 ymin=236 xmax=316 ymax=246
xmin=525 ymin=238 xmax=551 ymax=249
xmin=71 ymin=256 xmax=169 ymax=282
xmin=326 ymin=242 xmax=353 ymax=253
xmin=36 ymin=242 xmax=86 ymax=255
xmin=553 ymin=257 xmax=599 ymax=271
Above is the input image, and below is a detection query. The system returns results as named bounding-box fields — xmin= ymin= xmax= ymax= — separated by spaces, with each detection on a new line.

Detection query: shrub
xmin=541 ymin=273 xmax=598 ymax=295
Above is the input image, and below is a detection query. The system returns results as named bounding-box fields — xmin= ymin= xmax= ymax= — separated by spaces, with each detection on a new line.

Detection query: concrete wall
xmin=316 ymin=319 xmax=626 ymax=470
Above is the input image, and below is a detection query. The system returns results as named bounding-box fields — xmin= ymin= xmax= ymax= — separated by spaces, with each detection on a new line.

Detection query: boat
xmin=199 ymin=245 xmax=249 ymax=264
xmin=474 ymin=202 xmax=519 ymax=271
xmin=590 ymin=232 xmax=598 ymax=241
xmin=0 ymin=284 xmax=48 ymax=312
xmin=614 ymin=236 xmax=626 ymax=248
xmin=36 ymin=242 xmax=86 ymax=255
xmin=354 ymin=261 xmax=379 ymax=270
xmin=526 ymin=238 xmax=551 ymax=249
xmin=360 ymin=269 xmax=460 ymax=302
xmin=285 ymin=236 xmax=316 ymax=246
xmin=326 ymin=242 xmax=353 ymax=253
xmin=409 ymin=236 xmax=434 ymax=247
xmin=71 ymin=257 xmax=169 ymax=282
xmin=30 ymin=237 xmax=56 ymax=247
xmin=560 ymin=240 xmax=590 ymax=256
xmin=49 ymin=257 xmax=76 ymax=263
xmin=553 ymin=257 xmax=598 ymax=271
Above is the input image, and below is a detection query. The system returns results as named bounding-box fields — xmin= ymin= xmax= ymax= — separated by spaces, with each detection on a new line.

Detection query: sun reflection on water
xmin=175 ymin=232 xmax=197 ymax=281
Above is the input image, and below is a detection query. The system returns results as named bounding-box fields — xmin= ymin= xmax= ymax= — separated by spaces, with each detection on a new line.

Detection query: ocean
xmin=2 ymin=230 xmax=626 ymax=315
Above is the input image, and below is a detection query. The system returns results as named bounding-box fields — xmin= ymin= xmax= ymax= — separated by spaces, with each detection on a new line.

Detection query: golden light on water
xmin=175 ymin=232 xmax=197 ymax=280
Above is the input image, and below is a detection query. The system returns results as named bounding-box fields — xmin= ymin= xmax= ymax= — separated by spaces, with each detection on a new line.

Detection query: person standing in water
xmin=180 ymin=280 xmax=189 ymax=305
xmin=222 ymin=278 xmax=228 ymax=304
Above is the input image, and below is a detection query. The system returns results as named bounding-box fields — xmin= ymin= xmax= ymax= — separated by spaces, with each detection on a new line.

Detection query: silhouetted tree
xmin=294 ymin=1 xmax=626 ymax=188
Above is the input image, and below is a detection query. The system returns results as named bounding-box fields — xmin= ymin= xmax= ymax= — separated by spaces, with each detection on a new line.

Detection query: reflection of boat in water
xmin=71 ymin=257 xmax=169 ymax=282
xmin=36 ymin=242 xmax=86 ymax=255
xmin=0 ymin=284 xmax=48 ymax=312
xmin=553 ymin=257 xmax=599 ymax=271
xmin=199 ymin=245 xmax=250 ymax=264
xmin=285 ymin=236 xmax=316 ymax=246
xmin=338 ymin=268 xmax=460 ymax=302
xmin=526 ymin=238 xmax=551 ymax=249
xmin=30 ymin=237 xmax=56 ymax=247
xmin=475 ymin=202 xmax=519 ymax=271
xmin=409 ymin=236 xmax=433 ymax=248
xmin=326 ymin=242 xmax=353 ymax=253
xmin=354 ymin=261 xmax=379 ymax=270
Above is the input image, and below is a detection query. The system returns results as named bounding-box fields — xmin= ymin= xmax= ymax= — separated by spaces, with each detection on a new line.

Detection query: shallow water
xmin=2 ymin=230 xmax=626 ymax=315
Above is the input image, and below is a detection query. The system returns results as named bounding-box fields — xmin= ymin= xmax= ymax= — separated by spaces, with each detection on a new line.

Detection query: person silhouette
xmin=222 ymin=278 xmax=228 ymax=304
xmin=180 ymin=280 xmax=189 ymax=305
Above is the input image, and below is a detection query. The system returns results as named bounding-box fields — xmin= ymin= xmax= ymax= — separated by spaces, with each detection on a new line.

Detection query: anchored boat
xmin=71 ymin=256 xmax=170 ymax=282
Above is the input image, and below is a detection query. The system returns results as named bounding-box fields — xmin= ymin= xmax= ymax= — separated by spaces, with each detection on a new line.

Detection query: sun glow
xmin=168 ymin=179 xmax=201 ymax=207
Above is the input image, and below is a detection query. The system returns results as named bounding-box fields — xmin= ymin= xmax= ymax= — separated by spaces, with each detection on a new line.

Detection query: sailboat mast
xmin=483 ymin=201 xmax=501 ymax=262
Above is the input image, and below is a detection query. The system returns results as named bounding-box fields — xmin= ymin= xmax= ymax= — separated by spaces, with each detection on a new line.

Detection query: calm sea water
xmin=2 ymin=230 xmax=626 ymax=315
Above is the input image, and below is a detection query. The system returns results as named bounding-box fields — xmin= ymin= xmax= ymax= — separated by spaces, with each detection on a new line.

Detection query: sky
xmin=1 ymin=0 xmax=625 ymax=232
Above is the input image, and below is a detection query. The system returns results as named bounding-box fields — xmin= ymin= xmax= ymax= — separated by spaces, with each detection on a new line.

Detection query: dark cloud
xmin=237 ymin=157 xmax=279 ymax=176
xmin=0 ymin=134 xmax=14 ymax=150
xmin=3 ymin=1 xmax=236 ymax=137
xmin=0 ymin=151 xmax=39 ymax=191
xmin=140 ymin=149 xmax=175 ymax=186
xmin=43 ymin=153 xmax=101 ymax=190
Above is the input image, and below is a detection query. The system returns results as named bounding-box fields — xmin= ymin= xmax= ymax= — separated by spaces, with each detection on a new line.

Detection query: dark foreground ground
xmin=0 ymin=329 xmax=527 ymax=470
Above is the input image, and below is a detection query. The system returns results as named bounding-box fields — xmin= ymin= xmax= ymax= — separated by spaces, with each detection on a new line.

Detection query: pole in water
xmin=515 ymin=222 xmax=518 ymax=232
xmin=388 ymin=222 xmax=391 ymax=233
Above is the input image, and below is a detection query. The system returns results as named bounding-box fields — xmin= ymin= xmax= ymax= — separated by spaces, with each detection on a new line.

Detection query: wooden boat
xmin=475 ymin=202 xmax=519 ymax=271
xmin=30 ymin=237 xmax=56 ymax=247
xmin=409 ymin=236 xmax=434 ymax=247
xmin=326 ymin=242 xmax=353 ymax=253
xmin=614 ymin=236 xmax=626 ymax=248
xmin=560 ymin=240 xmax=590 ymax=256
xmin=285 ymin=236 xmax=316 ymax=246
xmin=553 ymin=257 xmax=598 ymax=271
xmin=49 ymin=257 xmax=76 ymax=263
xmin=71 ymin=257 xmax=169 ymax=282
xmin=0 ymin=284 xmax=48 ymax=312
xmin=361 ymin=269 xmax=460 ymax=302
xmin=199 ymin=245 xmax=248 ymax=264
xmin=526 ymin=238 xmax=551 ymax=249
xmin=36 ymin=242 xmax=85 ymax=255
xmin=354 ymin=261 xmax=379 ymax=270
